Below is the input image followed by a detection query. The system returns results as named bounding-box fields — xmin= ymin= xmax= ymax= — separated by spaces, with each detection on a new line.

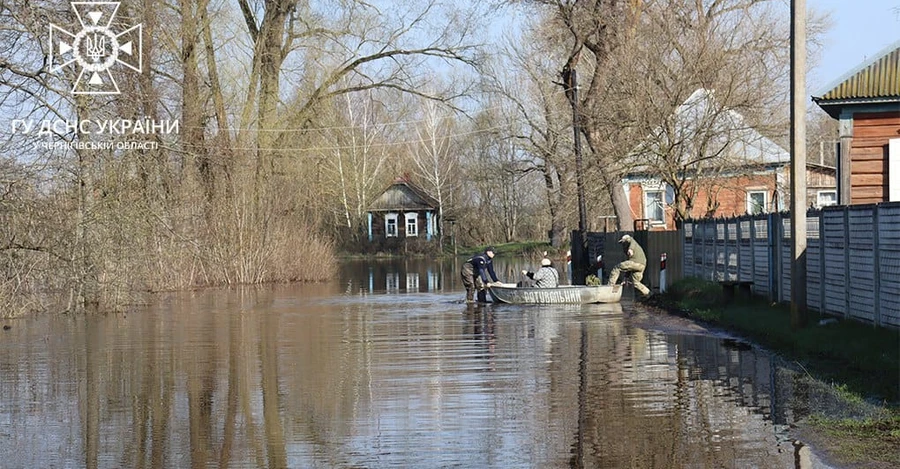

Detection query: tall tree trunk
xmin=72 ymin=97 xmax=100 ymax=313
xmin=181 ymin=0 xmax=212 ymax=203
xmin=200 ymin=0 xmax=233 ymax=194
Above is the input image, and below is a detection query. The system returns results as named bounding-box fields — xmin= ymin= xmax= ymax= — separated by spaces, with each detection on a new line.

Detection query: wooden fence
xmin=683 ymin=202 xmax=900 ymax=328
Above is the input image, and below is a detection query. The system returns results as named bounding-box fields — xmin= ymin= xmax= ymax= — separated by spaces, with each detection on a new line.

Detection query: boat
xmin=487 ymin=283 xmax=622 ymax=304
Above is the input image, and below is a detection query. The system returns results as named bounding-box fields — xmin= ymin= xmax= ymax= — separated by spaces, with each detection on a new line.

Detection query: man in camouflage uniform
xmin=608 ymin=234 xmax=651 ymax=298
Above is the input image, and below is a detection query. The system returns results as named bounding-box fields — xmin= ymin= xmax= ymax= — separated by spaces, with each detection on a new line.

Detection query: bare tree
xmin=320 ymin=91 xmax=391 ymax=242
xmin=409 ymin=97 xmax=459 ymax=248
xmin=487 ymin=18 xmax=576 ymax=246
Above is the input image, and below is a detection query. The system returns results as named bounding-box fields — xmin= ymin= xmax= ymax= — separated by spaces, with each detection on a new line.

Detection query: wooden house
xmin=623 ymin=89 xmax=836 ymax=230
xmin=812 ymin=39 xmax=900 ymax=205
xmin=367 ymin=177 xmax=440 ymax=243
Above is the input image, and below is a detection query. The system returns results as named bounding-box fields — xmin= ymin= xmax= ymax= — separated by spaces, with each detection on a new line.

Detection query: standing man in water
xmin=461 ymin=246 xmax=501 ymax=303
xmin=608 ymin=234 xmax=652 ymax=298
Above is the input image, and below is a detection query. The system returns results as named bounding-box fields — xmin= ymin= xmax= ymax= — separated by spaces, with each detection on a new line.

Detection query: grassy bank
xmin=658 ymin=277 xmax=900 ymax=466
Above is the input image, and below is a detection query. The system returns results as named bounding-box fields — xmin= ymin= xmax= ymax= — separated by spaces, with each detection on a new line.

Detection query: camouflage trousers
xmin=608 ymin=260 xmax=650 ymax=296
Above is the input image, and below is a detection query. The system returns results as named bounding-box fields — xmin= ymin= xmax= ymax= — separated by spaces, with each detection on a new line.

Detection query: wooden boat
xmin=487 ymin=283 xmax=622 ymax=304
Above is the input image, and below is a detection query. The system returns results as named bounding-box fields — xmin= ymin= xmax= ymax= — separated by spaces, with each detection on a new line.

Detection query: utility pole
xmin=790 ymin=0 xmax=808 ymax=328
xmin=569 ymin=68 xmax=588 ymax=233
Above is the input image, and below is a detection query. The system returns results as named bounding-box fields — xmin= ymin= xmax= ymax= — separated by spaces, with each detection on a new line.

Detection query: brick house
xmin=367 ymin=177 xmax=440 ymax=245
xmin=812 ymin=39 xmax=900 ymax=204
xmin=623 ymin=89 xmax=836 ymax=230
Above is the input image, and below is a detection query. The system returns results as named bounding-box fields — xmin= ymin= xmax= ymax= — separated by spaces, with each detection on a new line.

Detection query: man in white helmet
xmin=608 ymin=234 xmax=651 ymax=298
xmin=522 ymin=257 xmax=559 ymax=288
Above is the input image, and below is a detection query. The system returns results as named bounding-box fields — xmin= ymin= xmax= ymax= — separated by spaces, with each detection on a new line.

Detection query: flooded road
xmin=0 ymin=259 xmax=873 ymax=468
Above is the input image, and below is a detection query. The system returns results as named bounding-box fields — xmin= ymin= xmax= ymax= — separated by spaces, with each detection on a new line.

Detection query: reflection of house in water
xmin=353 ymin=259 xmax=454 ymax=294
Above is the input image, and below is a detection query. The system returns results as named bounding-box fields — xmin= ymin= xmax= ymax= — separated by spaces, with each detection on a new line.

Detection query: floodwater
xmin=0 ymin=258 xmax=879 ymax=468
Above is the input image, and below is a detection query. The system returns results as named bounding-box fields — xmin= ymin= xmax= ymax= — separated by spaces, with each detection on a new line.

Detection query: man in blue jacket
xmin=461 ymin=246 xmax=501 ymax=303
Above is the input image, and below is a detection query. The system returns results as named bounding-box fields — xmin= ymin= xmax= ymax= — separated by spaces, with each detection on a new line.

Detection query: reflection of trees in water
xmin=3 ymin=287 xmax=848 ymax=468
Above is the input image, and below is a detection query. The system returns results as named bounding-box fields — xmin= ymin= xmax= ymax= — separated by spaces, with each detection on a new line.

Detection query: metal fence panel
xmin=682 ymin=202 xmax=900 ymax=329
xmin=822 ymin=209 xmax=848 ymax=316
xmin=878 ymin=205 xmax=900 ymax=327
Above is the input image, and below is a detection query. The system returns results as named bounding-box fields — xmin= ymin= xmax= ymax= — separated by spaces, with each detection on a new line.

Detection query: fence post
xmin=767 ymin=213 xmax=777 ymax=302
xmin=682 ymin=222 xmax=688 ymax=279
xmin=819 ymin=209 xmax=826 ymax=315
xmin=723 ymin=220 xmax=730 ymax=281
xmin=660 ymin=253 xmax=667 ymax=293
xmin=874 ymin=206 xmax=882 ymax=327
xmin=736 ymin=217 xmax=743 ymax=282
xmin=750 ymin=216 xmax=757 ymax=293
xmin=843 ymin=206 xmax=850 ymax=319
xmin=714 ymin=218 xmax=720 ymax=281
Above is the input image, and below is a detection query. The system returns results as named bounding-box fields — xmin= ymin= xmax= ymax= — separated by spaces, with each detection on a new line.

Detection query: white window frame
xmin=644 ymin=190 xmax=665 ymax=224
xmin=747 ymin=190 xmax=767 ymax=215
xmin=890 ymin=139 xmax=900 ymax=202
xmin=385 ymin=213 xmax=398 ymax=237
xmin=817 ymin=190 xmax=837 ymax=208
xmin=405 ymin=212 xmax=418 ymax=237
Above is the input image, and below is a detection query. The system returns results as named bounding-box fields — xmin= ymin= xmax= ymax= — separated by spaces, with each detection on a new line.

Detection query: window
xmin=644 ymin=190 xmax=665 ymax=224
xmin=817 ymin=190 xmax=837 ymax=208
xmin=747 ymin=191 xmax=767 ymax=215
xmin=385 ymin=213 xmax=398 ymax=237
xmin=405 ymin=212 xmax=418 ymax=237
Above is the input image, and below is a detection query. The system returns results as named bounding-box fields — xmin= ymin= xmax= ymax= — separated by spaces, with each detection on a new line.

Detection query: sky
xmin=808 ymin=0 xmax=900 ymax=95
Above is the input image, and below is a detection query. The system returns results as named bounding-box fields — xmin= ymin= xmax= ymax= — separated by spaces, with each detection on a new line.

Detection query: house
xmin=367 ymin=177 xmax=440 ymax=244
xmin=812 ymin=39 xmax=900 ymax=205
xmin=623 ymin=89 xmax=836 ymax=230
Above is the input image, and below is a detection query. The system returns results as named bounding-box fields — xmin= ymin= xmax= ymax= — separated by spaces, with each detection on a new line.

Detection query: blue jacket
xmin=467 ymin=253 xmax=499 ymax=283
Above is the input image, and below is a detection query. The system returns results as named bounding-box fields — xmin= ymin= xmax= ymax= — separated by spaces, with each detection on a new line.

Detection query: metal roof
xmin=368 ymin=179 xmax=439 ymax=212
xmin=629 ymin=88 xmax=790 ymax=174
xmin=813 ymin=39 xmax=900 ymax=102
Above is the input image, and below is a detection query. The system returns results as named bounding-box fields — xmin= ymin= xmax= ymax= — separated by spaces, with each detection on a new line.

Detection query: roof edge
xmin=812 ymin=37 xmax=900 ymax=99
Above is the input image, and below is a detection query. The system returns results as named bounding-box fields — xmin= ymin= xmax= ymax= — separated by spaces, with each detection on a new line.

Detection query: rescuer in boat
xmin=608 ymin=234 xmax=652 ymax=298
xmin=521 ymin=257 xmax=559 ymax=288
xmin=461 ymin=246 xmax=502 ymax=303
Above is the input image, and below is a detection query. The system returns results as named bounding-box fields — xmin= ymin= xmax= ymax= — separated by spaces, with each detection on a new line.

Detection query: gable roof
xmin=813 ymin=39 xmax=900 ymax=110
xmin=628 ymin=88 xmax=789 ymax=176
xmin=368 ymin=178 xmax=439 ymax=212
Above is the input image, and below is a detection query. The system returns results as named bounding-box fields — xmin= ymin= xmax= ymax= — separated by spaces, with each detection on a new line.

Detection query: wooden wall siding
xmin=851 ymin=112 xmax=900 ymax=204
xmin=684 ymin=203 xmax=900 ymax=328
xmin=808 ymin=167 xmax=838 ymax=188
xmin=369 ymin=211 xmax=432 ymax=240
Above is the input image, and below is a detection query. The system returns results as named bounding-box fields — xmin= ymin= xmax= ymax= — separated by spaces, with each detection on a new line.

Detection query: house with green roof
xmin=812 ymin=39 xmax=900 ymax=205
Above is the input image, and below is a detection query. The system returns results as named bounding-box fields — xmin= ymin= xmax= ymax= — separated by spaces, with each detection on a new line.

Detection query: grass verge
xmin=658 ymin=277 xmax=900 ymax=466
